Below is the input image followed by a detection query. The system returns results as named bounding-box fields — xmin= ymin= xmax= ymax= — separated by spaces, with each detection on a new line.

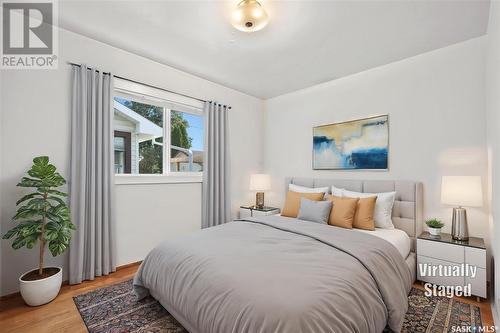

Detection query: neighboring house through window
xmin=113 ymin=98 xmax=164 ymax=174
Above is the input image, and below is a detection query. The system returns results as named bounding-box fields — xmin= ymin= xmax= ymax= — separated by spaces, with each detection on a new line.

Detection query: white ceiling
xmin=58 ymin=0 xmax=490 ymax=99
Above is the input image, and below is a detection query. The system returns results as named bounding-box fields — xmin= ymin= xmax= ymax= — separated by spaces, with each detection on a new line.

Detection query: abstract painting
xmin=313 ymin=115 xmax=389 ymax=170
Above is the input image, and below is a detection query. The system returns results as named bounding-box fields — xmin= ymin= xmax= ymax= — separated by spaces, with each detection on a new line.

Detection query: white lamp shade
xmin=441 ymin=176 xmax=483 ymax=207
xmin=249 ymin=174 xmax=271 ymax=191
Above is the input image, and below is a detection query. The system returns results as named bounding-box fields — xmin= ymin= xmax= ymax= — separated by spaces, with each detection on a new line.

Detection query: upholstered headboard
xmin=285 ymin=177 xmax=424 ymax=251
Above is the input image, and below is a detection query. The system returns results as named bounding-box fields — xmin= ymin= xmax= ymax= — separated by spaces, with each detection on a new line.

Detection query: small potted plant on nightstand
xmin=426 ymin=218 xmax=445 ymax=236
xmin=2 ymin=156 xmax=76 ymax=306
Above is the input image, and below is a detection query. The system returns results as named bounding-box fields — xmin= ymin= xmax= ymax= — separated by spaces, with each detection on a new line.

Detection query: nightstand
xmin=417 ymin=232 xmax=486 ymax=301
xmin=239 ymin=206 xmax=280 ymax=218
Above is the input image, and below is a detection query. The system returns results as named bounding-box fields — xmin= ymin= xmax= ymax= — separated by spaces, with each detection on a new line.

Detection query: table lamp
xmin=250 ymin=174 xmax=271 ymax=209
xmin=441 ymin=176 xmax=482 ymax=241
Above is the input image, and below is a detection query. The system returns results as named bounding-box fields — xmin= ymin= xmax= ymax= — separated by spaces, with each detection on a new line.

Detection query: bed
xmin=134 ymin=178 xmax=423 ymax=333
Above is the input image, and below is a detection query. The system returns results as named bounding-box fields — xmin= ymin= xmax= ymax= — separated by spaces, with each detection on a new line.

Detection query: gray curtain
xmin=202 ymin=101 xmax=231 ymax=228
xmin=69 ymin=64 xmax=116 ymax=284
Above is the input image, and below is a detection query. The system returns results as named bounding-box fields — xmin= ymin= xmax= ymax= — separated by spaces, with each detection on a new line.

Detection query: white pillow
xmin=331 ymin=185 xmax=345 ymax=197
xmin=289 ymin=184 xmax=329 ymax=195
xmin=342 ymin=189 xmax=396 ymax=229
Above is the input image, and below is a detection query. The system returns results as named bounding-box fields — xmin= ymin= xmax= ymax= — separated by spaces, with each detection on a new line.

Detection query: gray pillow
xmin=297 ymin=197 xmax=332 ymax=224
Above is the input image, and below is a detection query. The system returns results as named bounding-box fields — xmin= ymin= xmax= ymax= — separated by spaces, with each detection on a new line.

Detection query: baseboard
xmin=116 ymin=261 xmax=142 ymax=270
xmin=0 ymin=261 xmax=142 ymax=300
xmin=0 ymin=280 xmax=70 ymax=300
xmin=491 ymin=302 xmax=500 ymax=326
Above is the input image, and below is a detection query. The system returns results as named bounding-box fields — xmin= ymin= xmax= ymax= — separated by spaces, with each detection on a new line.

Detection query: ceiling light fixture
xmin=231 ymin=0 xmax=269 ymax=33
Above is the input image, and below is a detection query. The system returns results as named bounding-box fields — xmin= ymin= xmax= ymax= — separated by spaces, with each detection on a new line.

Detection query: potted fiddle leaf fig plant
xmin=425 ymin=218 xmax=445 ymax=236
xmin=2 ymin=156 xmax=76 ymax=306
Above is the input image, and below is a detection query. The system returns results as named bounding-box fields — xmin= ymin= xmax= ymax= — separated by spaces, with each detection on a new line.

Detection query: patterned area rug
xmin=74 ymin=280 xmax=482 ymax=333
xmin=73 ymin=279 xmax=186 ymax=333
xmin=399 ymin=288 xmax=483 ymax=333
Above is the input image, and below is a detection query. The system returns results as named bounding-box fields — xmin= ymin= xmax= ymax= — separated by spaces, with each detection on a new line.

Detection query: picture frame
xmin=312 ymin=115 xmax=389 ymax=170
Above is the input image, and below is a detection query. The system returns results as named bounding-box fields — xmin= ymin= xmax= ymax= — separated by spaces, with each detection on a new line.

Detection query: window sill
xmin=115 ymin=174 xmax=202 ymax=185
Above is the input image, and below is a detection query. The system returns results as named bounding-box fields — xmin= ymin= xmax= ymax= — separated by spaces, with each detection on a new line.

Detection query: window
xmin=170 ymin=111 xmax=204 ymax=172
xmin=113 ymin=97 xmax=164 ymax=174
xmin=112 ymin=82 xmax=204 ymax=181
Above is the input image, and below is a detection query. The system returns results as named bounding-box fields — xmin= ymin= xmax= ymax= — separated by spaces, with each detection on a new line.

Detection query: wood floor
xmin=0 ymin=264 xmax=495 ymax=332
xmin=0 ymin=264 xmax=139 ymax=333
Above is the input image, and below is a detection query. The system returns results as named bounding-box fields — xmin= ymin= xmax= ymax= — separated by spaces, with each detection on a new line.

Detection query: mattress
xmin=353 ymin=227 xmax=411 ymax=259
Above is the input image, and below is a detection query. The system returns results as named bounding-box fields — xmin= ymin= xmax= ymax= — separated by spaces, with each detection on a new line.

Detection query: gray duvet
xmin=134 ymin=216 xmax=412 ymax=333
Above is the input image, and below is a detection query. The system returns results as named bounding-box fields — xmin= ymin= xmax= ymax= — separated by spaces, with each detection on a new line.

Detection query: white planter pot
xmin=428 ymin=227 xmax=442 ymax=236
xmin=19 ymin=267 xmax=62 ymax=306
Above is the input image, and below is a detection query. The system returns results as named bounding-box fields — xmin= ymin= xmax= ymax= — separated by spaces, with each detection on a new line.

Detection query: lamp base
xmin=451 ymin=207 xmax=469 ymax=241
xmin=255 ymin=192 xmax=265 ymax=209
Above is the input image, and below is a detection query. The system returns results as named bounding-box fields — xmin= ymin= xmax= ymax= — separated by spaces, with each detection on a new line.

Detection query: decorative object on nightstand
xmin=249 ymin=174 xmax=271 ymax=209
xmin=441 ymin=176 xmax=483 ymax=241
xmin=417 ymin=232 xmax=486 ymax=301
xmin=425 ymin=218 xmax=444 ymax=237
xmin=239 ymin=205 xmax=280 ymax=218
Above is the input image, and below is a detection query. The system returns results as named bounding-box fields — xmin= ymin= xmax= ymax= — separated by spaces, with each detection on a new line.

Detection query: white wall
xmin=0 ymin=28 xmax=263 ymax=295
xmin=485 ymin=0 xmax=500 ymax=322
xmin=115 ymin=183 xmax=202 ymax=265
xmin=264 ymin=37 xmax=490 ymax=272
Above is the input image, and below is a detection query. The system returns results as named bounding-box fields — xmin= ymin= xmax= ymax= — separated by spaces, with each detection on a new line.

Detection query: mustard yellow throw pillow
xmin=353 ymin=196 xmax=377 ymax=231
xmin=326 ymin=195 xmax=359 ymax=229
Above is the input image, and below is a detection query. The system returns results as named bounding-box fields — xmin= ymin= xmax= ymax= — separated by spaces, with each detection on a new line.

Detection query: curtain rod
xmin=67 ymin=62 xmax=232 ymax=109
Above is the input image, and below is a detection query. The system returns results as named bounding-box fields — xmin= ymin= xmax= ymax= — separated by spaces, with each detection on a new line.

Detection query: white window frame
xmin=113 ymin=78 xmax=204 ymax=185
